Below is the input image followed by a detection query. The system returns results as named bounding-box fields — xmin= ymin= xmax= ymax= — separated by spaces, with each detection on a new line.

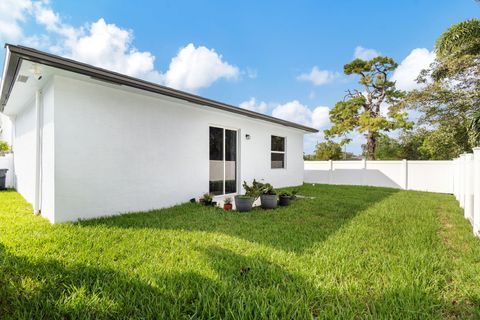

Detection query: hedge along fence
xmin=304 ymin=160 xmax=454 ymax=193
xmin=453 ymin=148 xmax=480 ymax=236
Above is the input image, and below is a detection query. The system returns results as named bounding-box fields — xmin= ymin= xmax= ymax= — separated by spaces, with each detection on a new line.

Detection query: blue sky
xmin=1 ymin=0 xmax=479 ymax=153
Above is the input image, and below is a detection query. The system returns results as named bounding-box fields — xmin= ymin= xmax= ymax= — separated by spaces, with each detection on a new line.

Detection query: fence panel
xmin=364 ymin=161 xmax=405 ymax=189
xmin=407 ymin=161 xmax=454 ymax=194
xmin=304 ymin=161 xmax=331 ymax=184
xmin=304 ymin=159 xmax=453 ymax=193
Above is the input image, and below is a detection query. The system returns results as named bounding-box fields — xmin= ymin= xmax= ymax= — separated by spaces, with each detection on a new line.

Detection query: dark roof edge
xmin=0 ymin=46 xmax=22 ymax=109
xmin=0 ymin=44 xmax=318 ymax=133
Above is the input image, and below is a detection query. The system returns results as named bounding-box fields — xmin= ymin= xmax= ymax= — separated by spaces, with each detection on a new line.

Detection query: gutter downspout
xmin=34 ymin=89 xmax=42 ymax=215
xmin=10 ymin=115 xmax=16 ymax=189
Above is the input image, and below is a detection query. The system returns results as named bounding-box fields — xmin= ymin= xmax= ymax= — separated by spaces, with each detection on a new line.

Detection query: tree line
xmin=306 ymin=19 xmax=480 ymax=161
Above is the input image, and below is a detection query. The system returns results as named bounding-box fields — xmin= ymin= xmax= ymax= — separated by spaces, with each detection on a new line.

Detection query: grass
xmin=0 ymin=184 xmax=479 ymax=319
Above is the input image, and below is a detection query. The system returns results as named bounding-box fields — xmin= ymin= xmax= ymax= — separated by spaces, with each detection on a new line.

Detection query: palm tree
xmin=436 ymin=19 xmax=480 ymax=151
xmin=435 ymin=19 xmax=480 ymax=59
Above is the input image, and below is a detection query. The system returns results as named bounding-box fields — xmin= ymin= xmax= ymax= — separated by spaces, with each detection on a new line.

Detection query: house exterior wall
xmin=41 ymin=81 xmax=55 ymax=222
xmin=13 ymin=96 xmax=36 ymax=205
xmin=53 ymin=75 xmax=304 ymax=222
xmin=11 ymin=81 xmax=55 ymax=221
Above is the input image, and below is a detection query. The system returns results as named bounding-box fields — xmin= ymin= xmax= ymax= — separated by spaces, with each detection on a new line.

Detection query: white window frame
xmin=271 ymin=135 xmax=286 ymax=169
xmin=209 ymin=125 xmax=239 ymax=196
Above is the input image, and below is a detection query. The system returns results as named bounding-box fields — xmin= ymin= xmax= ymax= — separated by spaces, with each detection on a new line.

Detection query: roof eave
xmin=0 ymin=45 xmax=22 ymax=111
xmin=0 ymin=44 xmax=319 ymax=133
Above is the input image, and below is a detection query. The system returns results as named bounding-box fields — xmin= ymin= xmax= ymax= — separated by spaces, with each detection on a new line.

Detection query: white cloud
xmin=0 ymin=0 xmax=33 ymax=43
xmin=1 ymin=1 xmax=240 ymax=92
xmin=271 ymin=100 xmax=330 ymax=130
xmin=297 ymin=66 xmax=338 ymax=86
xmin=30 ymin=2 xmax=78 ymax=43
xmin=311 ymin=107 xmax=330 ymax=129
xmin=61 ymin=19 xmax=158 ymax=79
xmin=354 ymin=46 xmax=380 ymax=60
xmin=6 ymin=2 xmax=163 ymax=81
xmin=392 ymin=48 xmax=435 ymax=91
xmin=239 ymin=97 xmax=269 ymax=114
xmin=34 ymin=4 xmax=60 ymax=29
xmin=272 ymin=100 xmax=312 ymax=125
xmin=240 ymin=98 xmax=331 ymax=131
xmin=163 ymin=43 xmax=239 ymax=91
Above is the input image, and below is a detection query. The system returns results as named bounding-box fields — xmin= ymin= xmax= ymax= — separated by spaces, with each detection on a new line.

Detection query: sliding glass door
xmin=209 ymin=126 xmax=237 ymax=195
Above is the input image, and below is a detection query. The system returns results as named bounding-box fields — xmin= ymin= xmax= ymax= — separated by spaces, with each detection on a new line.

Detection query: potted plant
xmin=234 ymin=180 xmax=262 ymax=212
xmin=223 ymin=197 xmax=233 ymax=211
xmin=234 ymin=195 xmax=254 ymax=212
xmin=260 ymin=183 xmax=277 ymax=209
xmin=279 ymin=192 xmax=291 ymax=206
xmin=290 ymin=190 xmax=298 ymax=201
xmin=200 ymin=192 xmax=214 ymax=206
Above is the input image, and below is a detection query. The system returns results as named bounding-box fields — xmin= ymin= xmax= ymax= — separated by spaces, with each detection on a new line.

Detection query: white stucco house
xmin=0 ymin=45 xmax=317 ymax=223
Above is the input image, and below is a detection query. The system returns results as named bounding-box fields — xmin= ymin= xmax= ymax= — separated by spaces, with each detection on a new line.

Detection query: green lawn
xmin=1 ymin=184 xmax=480 ymax=319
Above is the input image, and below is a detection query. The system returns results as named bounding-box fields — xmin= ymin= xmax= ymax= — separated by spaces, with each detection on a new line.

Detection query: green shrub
xmin=0 ymin=141 xmax=10 ymax=154
xmin=243 ymin=180 xmax=277 ymax=197
xmin=261 ymin=183 xmax=276 ymax=195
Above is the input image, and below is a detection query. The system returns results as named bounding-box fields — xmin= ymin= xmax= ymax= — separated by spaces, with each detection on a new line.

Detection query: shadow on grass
xmin=0 ymin=242 xmax=444 ymax=319
xmin=77 ymin=184 xmax=399 ymax=253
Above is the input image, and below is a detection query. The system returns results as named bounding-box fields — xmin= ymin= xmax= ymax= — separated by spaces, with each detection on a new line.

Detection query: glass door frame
xmin=209 ymin=125 xmax=239 ymax=196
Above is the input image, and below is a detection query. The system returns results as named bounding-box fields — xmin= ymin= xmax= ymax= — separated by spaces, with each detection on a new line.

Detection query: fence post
xmin=465 ymin=153 xmax=474 ymax=222
xmin=453 ymin=158 xmax=459 ymax=202
xmin=362 ymin=159 xmax=367 ymax=186
xmin=402 ymin=159 xmax=408 ymax=190
xmin=473 ymin=148 xmax=480 ymax=236
xmin=452 ymin=158 xmax=455 ymax=200
xmin=328 ymin=160 xmax=333 ymax=184
xmin=459 ymin=154 xmax=465 ymax=208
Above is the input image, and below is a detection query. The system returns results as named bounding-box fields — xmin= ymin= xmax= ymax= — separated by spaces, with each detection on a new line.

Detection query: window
xmin=271 ymin=135 xmax=285 ymax=169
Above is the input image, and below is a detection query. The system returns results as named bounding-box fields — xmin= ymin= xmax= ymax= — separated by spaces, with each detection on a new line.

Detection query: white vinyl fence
xmin=453 ymin=149 xmax=480 ymax=237
xmin=304 ymin=159 xmax=454 ymax=193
